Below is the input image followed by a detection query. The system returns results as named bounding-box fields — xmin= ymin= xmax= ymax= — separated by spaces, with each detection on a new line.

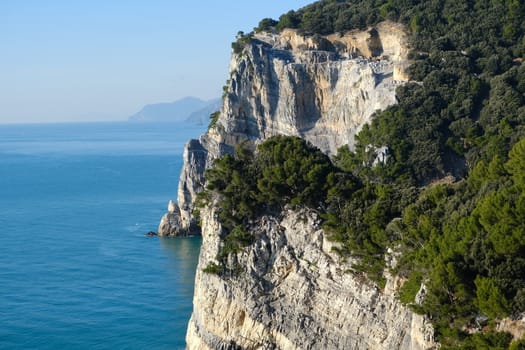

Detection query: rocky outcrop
xmin=158 ymin=139 xmax=208 ymax=236
xmin=176 ymin=139 xmax=208 ymax=234
xmin=157 ymin=200 xmax=185 ymax=236
xmin=186 ymin=207 xmax=436 ymax=349
xmin=220 ymin=22 xmax=408 ymax=156
xmin=161 ymin=21 xmax=410 ymax=236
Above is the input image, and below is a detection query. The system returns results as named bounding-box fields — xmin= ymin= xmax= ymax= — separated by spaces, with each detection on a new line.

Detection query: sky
xmin=0 ymin=0 xmax=313 ymax=124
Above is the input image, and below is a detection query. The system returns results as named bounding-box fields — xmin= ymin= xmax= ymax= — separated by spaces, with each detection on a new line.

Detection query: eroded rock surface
xmin=186 ymin=207 xmax=436 ymax=349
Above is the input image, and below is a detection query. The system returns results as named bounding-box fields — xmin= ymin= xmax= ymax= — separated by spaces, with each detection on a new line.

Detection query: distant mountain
xmin=128 ymin=97 xmax=219 ymax=123
xmin=185 ymin=98 xmax=221 ymax=125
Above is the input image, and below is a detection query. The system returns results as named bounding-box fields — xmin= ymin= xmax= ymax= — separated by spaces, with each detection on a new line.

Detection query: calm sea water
xmin=0 ymin=122 xmax=206 ymax=349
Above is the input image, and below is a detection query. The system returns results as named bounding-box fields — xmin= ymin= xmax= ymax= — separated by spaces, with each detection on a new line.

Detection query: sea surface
xmin=0 ymin=122 xmax=207 ymax=349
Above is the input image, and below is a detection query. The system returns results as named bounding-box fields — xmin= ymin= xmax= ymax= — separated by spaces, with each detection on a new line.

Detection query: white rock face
xmin=157 ymin=200 xmax=183 ymax=236
xmin=219 ymin=23 xmax=408 ymax=156
xmin=158 ymin=139 xmax=208 ymax=236
xmin=168 ymin=200 xmax=177 ymax=213
xmin=186 ymin=207 xmax=436 ymax=349
xmin=176 ymin=139 xmax=208 ymax=233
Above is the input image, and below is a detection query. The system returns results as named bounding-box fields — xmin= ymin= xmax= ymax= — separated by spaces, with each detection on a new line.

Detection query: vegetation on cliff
xmin=206 ymin=0 xmax=525 ymax=348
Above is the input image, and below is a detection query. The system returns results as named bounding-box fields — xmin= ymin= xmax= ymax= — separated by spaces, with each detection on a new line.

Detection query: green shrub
xmin=217 ymin=225 xmax=255 ymax=261
xmin=203 ymin=262 xmax=222 ymax=275
xmin=208 ymin=111 xmax=220 ymax=130
xmin=398 ymin=271 xmax=424 ymax=306
xmin=475 ymin=276 xmax=510 ymax=319
xmin=231 ymin=31 xmax=254 ymax=55
xmin=510 ymin=339 xmax=525 ymax=350
xmin=255 ymin=18 xmax=278 ymax=33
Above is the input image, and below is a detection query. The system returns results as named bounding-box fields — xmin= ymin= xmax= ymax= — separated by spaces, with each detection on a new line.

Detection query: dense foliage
xmin=393 ymin=140 xmax=525 ymax=347
xmin=210 ymin=0 xmax=525 ymax=347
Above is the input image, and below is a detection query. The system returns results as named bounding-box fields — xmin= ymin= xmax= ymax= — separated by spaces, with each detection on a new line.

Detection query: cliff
xmin=186 ymin=206 xmax=435 ymax=349
xmin=158 ymin=21 xmax=437 ymax=349
xmin=158 ymin=21 xmax=409 ymax=236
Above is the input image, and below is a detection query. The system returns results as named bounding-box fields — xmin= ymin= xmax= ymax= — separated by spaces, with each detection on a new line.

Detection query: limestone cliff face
xmin=186 ymin=206 xmax=436 ymax=349
xmin=159 ymin=21 xmax=409 ymax=236
xmin=220 ymin=21 xmax=408 ymax=156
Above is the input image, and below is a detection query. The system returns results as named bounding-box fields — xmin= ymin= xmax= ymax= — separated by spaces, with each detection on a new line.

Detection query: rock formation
xmin=160 ymin=21 xmax=410 ymax=236
xmin=157 ymin=200 xmax=184 ymax=236
xmin=186 ymin=207 xmax=436 ymax=349
xmin=158 ymin=21 xmax=437 ymax=349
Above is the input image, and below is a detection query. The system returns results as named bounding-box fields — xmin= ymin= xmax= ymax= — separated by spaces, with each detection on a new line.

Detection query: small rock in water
xmin=145 ymin=231 xmax=158 ymax=237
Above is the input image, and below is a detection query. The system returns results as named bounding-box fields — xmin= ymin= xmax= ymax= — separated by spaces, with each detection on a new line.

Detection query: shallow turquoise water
xmin=0 ymin=122 xmax=205 ymax=349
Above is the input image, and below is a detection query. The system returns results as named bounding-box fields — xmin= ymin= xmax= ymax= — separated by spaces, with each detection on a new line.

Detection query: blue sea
xmin=0 ymin=122 xmax=206 ymax=349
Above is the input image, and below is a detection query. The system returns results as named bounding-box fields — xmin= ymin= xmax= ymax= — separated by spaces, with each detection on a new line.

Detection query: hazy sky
xmin=0 ymin=1 xmax=313 ymax=124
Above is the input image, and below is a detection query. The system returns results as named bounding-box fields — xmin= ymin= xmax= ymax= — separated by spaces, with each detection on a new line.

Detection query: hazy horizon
xmin=1 ymin=1 xmax=312 ymax=124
